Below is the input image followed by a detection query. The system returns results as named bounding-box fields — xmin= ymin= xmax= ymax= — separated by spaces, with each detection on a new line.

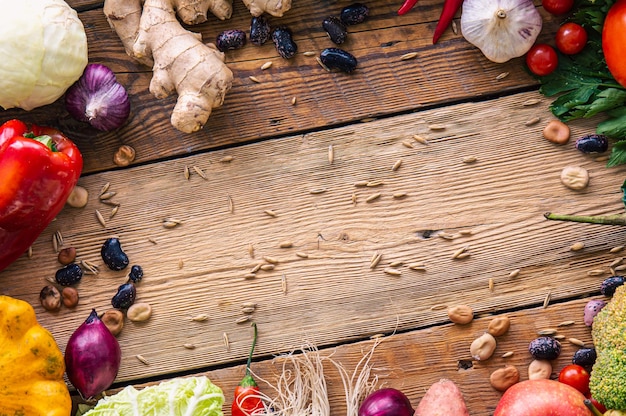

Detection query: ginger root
xmin=104 ymin=0 xmax=292 ymax=133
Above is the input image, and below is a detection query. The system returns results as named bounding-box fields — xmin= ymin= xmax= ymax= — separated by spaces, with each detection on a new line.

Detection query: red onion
xmin=65 ymin=63 xmax=130 ymax=131
xmin=358 ymin=388 xmax=415 ymax=416
xmin=65 ymin=309 xmax=122 ymax=400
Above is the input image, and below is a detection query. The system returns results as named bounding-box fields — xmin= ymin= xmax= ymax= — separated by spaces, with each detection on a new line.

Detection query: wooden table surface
xmin=2 ymin=1 xmax=625 ymax=414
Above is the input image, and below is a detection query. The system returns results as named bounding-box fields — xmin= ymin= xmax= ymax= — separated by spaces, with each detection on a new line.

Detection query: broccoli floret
xmin=590 ymin=284 xmax=626 ymax=410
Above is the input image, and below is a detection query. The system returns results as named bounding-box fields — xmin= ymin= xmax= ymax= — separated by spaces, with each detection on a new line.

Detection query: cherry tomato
xmin=542 ymin=0 xmax=574 ymax=15
xmin=558 ymin=364 xmax=591 ymax=395
xmin=586 ymin=395 xmax=607 ymax=414
xmin=603 ymin=0 xmax=626 ymax=88
xmin=556 ymin=23 xmax=588 ymax=55
xmin=526 ymin=44 xmax=558 ymax=77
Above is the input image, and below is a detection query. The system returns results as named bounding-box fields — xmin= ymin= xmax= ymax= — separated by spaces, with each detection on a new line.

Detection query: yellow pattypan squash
xmin=0 ymin=295 xmax=71 ymax=416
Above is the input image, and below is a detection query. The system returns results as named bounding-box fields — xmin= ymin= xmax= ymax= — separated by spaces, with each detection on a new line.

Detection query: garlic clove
xmin=460 ymin=0 xmax=543 ymax=63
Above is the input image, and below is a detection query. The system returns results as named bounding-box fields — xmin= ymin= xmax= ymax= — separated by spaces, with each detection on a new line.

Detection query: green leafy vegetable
xmin=79 ymin=376 xmax=224 ymax=416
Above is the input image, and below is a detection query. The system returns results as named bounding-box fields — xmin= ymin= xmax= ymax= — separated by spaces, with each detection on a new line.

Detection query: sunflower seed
xmin=557 ymin=320 xmax=576 ymax=327
xmin=428 ymin=124 xmax=446 ymax=131
xmin=192 ymin=166 xmax=207 ymax=180
xmin=393 ymin=192 xmax=408 ymax=199
xmin=370 ymin=253 xmax=383 ymax=269
xmin=413 ymin=135 xmax=429 ymax=145
xmin=459 ymin=229 xmax=474 ymax=236
xmin=261 ymin=61 xmax=273 ymax=70
xmin=279 ymin=241 xmax=293 ymax=248
xmin=508 ymin=269 xmax=521 ymax=278
xmin=163 ymin=218 xmax=182 ymax=229
xmin=260 ymin=264 xmax=275 ymax=271
xmin=264 ymin=209 xmax=277 ymax=217
xmin=501 ymin=351 xmax=514 ymax=358
xmin=554 ymin=334 xmax=565 ymax=340
xmin=242 ymin=306 xmax=256 ymax=314
xmin=522 ymin=98 xmax=541 ymax=106
xmin=383 ymin=267 xmax=402 ymax=276
xmin=110 ymin=205 xmax=119 ymax=219
xmin=296 ymin=252 xmax=309 ymax=258
xmin=27 ymin=246 xmax=33 ymax=258
xmin=291 ymin=96 xmax=297 ymax=106
xmin=568 ymin=338 xmax=585 ymax=347
xmin=100 ymin=182 xmax=111 ymax=195
xmin=524 ymin=117 xmax=541 ymax=126
xmin=615 ymin=264 xmax=626 ymax=271
xmin=303 ymin=51 xmax=316 ymax=57
xmin=367 ymin=180 xmax=384 ymax=187
xmin=610 ymin=257 xmax=623 ymax=268
xmin=353 ymin=180 xmax=369 ymax=187
xmin=366 ymin=193 xmax=381 ymax=203
xmin=328 ymin=144 xmax=334 ymax=164
xmin=495 ymin=72 xmax=510 ymax=80
xmin=389 ymin=261 xmax=403 ymax=267
xmin=244 ymin=272 xmax=257 ymax=279
xmin=95 ymin=210 xmax=106 ymax=227
xmin=400 ymin=52 xmax=418 ymax=61
xmin=184 ymin=165 xmax=190 ymax=180
xmin=183 ymin=343 xmax=196 ymax=349
xmin=309 ymin=188 xmax=327 ymax=195
xmin=408 ymin=263 xmax=426 ymax=270
xmin=220 ymin=155 xmax=234 ymax=163
xmin=236 ymin=316 xmax=251 ymax=324
xmin=249 ymin=75 xmax=261 ymax=83
xmin=191 ymin=314 xmax=209 ymax=322
xmin=392 ymin=159 xmax=402 ymax=171
xmin=81 ymin=260 xmax=99 ymax=275
xmin=543 ymin=291 xmax=551 ymax=309
xmin=136 ymin=354 xmax=149 ymax=365
xmin=587 ymin=269 xmax=606 ymax=276
xmin=452 ymin=246 xmax=469 ymax=259
xmin=263 ymin=256 xmax=279 ymax=264
xmin=537 ymin=328 xmax=557 ymax=336
xmin=570 ymin=242 xmax=585 ymax=251
xmin=223 ymin=332 xmax=230 ymax=350
xmin=402 ymin=140 xmax=415 ymax=148
xmin=610 ymin=245 xmax=624 ymax=253
xmin=455 ymin=252 xmax=471 ymax=259
xmin=251 ymin=263 xmax=263 ymax=273
xmin=242 ymin=302 xmax=257 ymax=309
xmin=463 ymin=156 xmax=477 ymax=164
xmin=430 ymin=304 xmax=448 ymax=311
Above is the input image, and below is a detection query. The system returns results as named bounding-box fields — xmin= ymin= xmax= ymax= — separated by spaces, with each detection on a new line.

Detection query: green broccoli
xmin=590 ymin=284 xmax=626 ymax=411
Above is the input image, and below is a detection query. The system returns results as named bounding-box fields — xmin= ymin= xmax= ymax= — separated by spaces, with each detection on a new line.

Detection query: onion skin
xmin=64 ymin=309 xmax=122 ymax=400
xmin=65 ymin=63 xmax=130 ymax=131
xmin=358 ymin=388 xmax=415 ymax=416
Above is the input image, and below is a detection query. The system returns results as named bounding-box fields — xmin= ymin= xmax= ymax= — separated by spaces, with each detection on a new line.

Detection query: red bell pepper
xmin=0 ymin=119 xmax=83 ymax=272
xmin=232 ymin=322 xmax=265 ymax=416
xmin=432 ymin=0 xmax=464 ymax=44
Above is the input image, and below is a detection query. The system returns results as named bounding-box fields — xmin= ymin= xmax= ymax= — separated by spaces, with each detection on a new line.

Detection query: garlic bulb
xmin=460 ymin=0 xmax=542 ymax=63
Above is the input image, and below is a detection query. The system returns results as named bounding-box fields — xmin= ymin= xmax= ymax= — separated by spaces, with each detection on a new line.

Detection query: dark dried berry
xmin=340 ymin=3 xmax=370 ymax=25
xmin=272 ymin=26 xmax=297 ymax=59
xmin=322 ymin=16 xmax=348 ymax=45
xmin=601 ymin=275 xmax=625 ymax=296
xmin=320 ymin=48 xmax=358 ymax=73
xmin=216 ymin=29 xmax=247 ymax=52
xmin=528 ymin=336 xmax=561 ymax=360
xmin=101 ymin=237 xmax=129 ymax=271
xmin=55 ymin=263 xmax=83 ymax=286
xmin=250 ymin=15 xmax=271 ymax=46
xmin=128 ymin=265 xmax=144 ymax=283
xmin=575 ymin=134 xmax=609 ymax=154
xmin=111 ymin=282 xmax=136 ymax=309
xmin=572 ymin=347 xmax=596 ymax=372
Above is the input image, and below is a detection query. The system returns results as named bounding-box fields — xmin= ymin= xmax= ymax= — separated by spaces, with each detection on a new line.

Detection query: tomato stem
xmin=245 ymin=322 xmax=258 ymax=376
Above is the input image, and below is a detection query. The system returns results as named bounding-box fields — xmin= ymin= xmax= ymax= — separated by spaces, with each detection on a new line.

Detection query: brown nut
xmin=39 ymin=285 xmax=62 ymax=312
xmin=528 ymin=359 xmax=552 ymax=380
xmin=487 ymin=315 xmax=511 ymax=337
xmin=61 ymin=287 xmax=79 ymax=308
xmin=57 ymin=247 xmax=77 ymax=265
xmin=543 ymin=119 xmax=570 ymax=145
xmin=127 ymin=302 xmax=152 ymax=322
xmin=470 ymin=332 xmax=497 ymax=361
xmin=66 ymin=185 xmax=89 ymax=208
xmin=113 ymin=145 xmax=136 ymax=167
xmin=447 ymin=304 xmax=474 ymax=324
xmin=101 ymin=309 xmax=124 ymax=336
xmin=489 ymin=365 xmax=520 ymax=392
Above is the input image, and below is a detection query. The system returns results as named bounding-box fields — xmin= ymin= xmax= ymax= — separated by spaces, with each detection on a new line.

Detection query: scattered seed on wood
xmin=524 ymin=117 xmax=541 ymax=126
xmin=383 ymin=267 xmax=402 ymax=276
xmin=183 ymin=343 xmax=196 ymax=349
xmin=543 ymin=291 xmax=551 ymax=309
xmin=27 ymin=246 xmax=33 ymax=259
xmin=220 ymin=155 xmax=234 ymax=163
xmin=366 ymin=193 xmax=381 ymax=203
xmin=242 ymin=306 xmax=256 ymax=314
xmin=279 ymin=241 xmax=293 ymax=248
xmin=281 ymin=274 xmax=287 ymax=293
xmin=402 ymin=140 xmax=415 ymax=148
xmin=248 ymin=243 xmax=255 ymax=258
xmin=178 ymin=259 xmax=184 ymax=269
xmin=428 ymin=124 xmax=446 ymax=131
xmin=522 ymin=98 xmax=541 ymax=106
xmin=537 ymin=328 xmax=557 ymax=336
xmin=557 ymin=320 xmax=576 ymax=327
xmin=263 ymin=256 xmax=279 ymax=264
xmin=242 ymin=302 xmax=257 ymax=309
xmin=393 ymin=192 xmax=407 ymax=199
xmin=389 ymin=261 xmax=403 ymax=267
xmin=261 ymin=61 xmax=273 ymax=70
xmin=191 ymin=314 xmax=209 ymax=322
xmin=110 ymin=205 xmax=119 ymax=219
xmin=595 ymin=155 xmax=610 ymax=162
xmin=392 ymin=159 xmax=402 ymax=171
xmin=370 ymin=253 xmax=383 ymax=269
xmin=148 ymin=237 xmax=157 ymax=244
xmin=610 ymin=257 xmax=623 ymax=268
xmin=184 ymin=165 xmax=190 ymax=180
xmin=223 ymin=332 xmax=230 ymax=350
xmin=100 ymin=200 xmax=120 ymax=207
xmin=439 ymin=232 xmax=456 ymax=240
xmin=249 ymin=75 xmax=261 ymax=83
xmin=570 ymin=242 xmax=585 ymax=251
xmin=568 ymin=338 xmax=585 ymax=347
xmin=489 ymin=278 xmax=494 ymax=292
xmin=296 ymin=252 xmax=308 ymax=259
xmin=610 ymin=245 xmax=624 ymax=253
xmin=554 ymin=334 xmax=565 ymax=340
xmin=501 ymin=351 xmax=514 ymax=358
xmin=99 ymin=191 xmax=116 ymax=201
xmin=351 ymin=192 xmax=358 ymax=205
xmin=452 ymin=246 xmax=469 ymax=259
xmin=244 ymin=273 xmax=257 ymax=279
xmin=615 ymin=264 xmax=626 ymax=271
xmin=236 ymin=316 xmax=251 ymax=324
xmin=316 ymin=56 xmax=330 ymax=71
xmin=264 ymin=209 xmax=277 ymax=217
xmin=463 ymin=156 xmax=477 ymax=164
xmin=192 ymin=166 xmax=207 ymax=180
xmin=100 ymin=182 xmax=111 ymax=195
xmin=430 ymin=304 xmax=448 ymax=311
xmin=587 ymin=269 xmax=606 ymax=276
xmin=163 ymin=218 xmax=182 ymax=229
xmin=408 ymin=263 xmax=426 ymax=270
xmin=413 ymin=135 xmax=429 ymax=145
xmin=291 ymin=96 xmax=297 ymax=105
xmin=508 ymin=269 xmax=521 ymax=278
xmin=303 ymin=51 xmax=316 ymax=57
xmin=328 ymin=144 xmax=334 ymax=164
xmin=251 ymin=263 xmax=263 ymax=273
xmin=52 ymin=232 xmax=60 ymax=253
xmin=354 ymin=180 xmax=369 ymax=187
xmin=95 ymin=210 xmax=106 ymax=227
xmin=309 ymin=188 xmax=327 ymax=195
xmin=400 ymin=52 xmax=418 ymax=61
xmin=81 ymin=260 xmax=99 ymax=275
xmin=136 ymin=354 xmax=149 ymax=365
xmin=260 ymin=264 xmax=275 ymax=271
xmin=459 ymin=229 xmax=473 ymax=236
xmin=495 ymin=72 xmax=510 ymax=80
xmin=455 ymin=252 xmax=471 ymax=259
xmin=366 ymin=180 xmax=384 ymax=187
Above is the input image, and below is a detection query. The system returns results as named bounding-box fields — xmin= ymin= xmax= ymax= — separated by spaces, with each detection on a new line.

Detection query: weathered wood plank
xmin=1 ymin=1 xmax=560 ymax=174
xmin=2 ymin=91 xmax=623 ymax=388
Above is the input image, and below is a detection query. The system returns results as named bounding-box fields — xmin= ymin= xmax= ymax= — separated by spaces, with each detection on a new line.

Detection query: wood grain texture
xmin=2 ymin=91 xmax=624 ymax=390
xmin=0 ymin=1 xmax=561 ymax=174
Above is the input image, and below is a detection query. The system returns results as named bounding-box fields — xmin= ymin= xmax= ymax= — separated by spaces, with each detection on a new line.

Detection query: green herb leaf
xmin=607 ymin=141 xmax=626 ymax=168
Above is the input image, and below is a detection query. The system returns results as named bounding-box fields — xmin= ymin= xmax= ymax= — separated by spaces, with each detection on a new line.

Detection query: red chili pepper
xmin=232 ymin=322 xmax=264 ymax=416
xmin=397 ymin=0 xmax=419 ymax=15
xmin=0 ymin=119 xmax=83 ymax=272
xmin=432 ymin=0 xmax=464 ymax=44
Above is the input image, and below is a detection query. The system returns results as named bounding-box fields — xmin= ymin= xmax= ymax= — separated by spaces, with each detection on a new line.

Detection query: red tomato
xmin=558 ymin=364 xmax=591 ymax=395
xmin=603 ymin=0 xmax=626 ymax=88
xmin=556 ymin=23 xmax=588 ymax=55
xmin=526 ymin=44 xmax=558 ymax=76
xmin=542 ymin=0 xmax=574 ymax=15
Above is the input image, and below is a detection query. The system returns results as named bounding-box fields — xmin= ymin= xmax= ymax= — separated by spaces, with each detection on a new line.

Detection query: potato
xmin=415 ymin=379 xmax=470 ymax=416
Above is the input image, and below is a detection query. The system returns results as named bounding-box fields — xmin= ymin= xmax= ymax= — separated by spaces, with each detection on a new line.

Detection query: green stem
xmin=584 ymin=399 xmax=604 ymax=416
xmin=245 ymin=322 xmax=258 ymax=376
xmin=544 ymin=212 xmax=626 ymax=226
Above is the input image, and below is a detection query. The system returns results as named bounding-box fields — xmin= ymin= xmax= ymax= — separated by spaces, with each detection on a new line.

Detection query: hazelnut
xmin=61 ymin=287 xmax=79 ymax=308
xmin=57 ymin=247 xmax=77 ymax=265
xmin=39 ymin=285 xmax=62 ymax=312
xmin=113 ymin=145 xmax=136 ymax=167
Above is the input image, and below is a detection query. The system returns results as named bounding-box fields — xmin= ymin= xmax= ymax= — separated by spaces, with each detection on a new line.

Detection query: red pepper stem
xmin=432 ymin=0 xmax=464 ymax=44
xmin=397 ymin=0 xmax=418 ymax=15
xmin=245 ymin=322 xmax=258 ymax=377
